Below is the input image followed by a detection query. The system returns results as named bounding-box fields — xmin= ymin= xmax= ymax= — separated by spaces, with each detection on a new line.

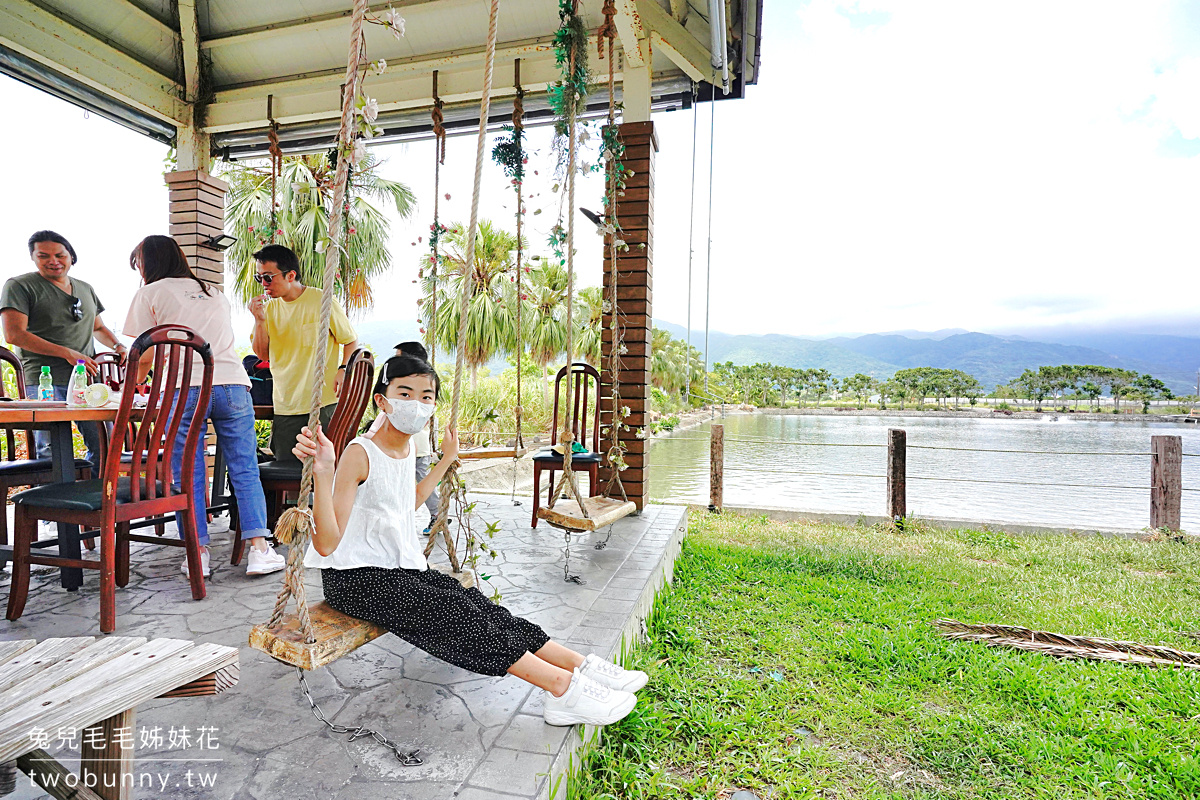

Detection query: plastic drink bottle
xmin=66 ymin=361 xmax=87 ymax=406
xmin=38 ymin=366 xmax=54 ymax=401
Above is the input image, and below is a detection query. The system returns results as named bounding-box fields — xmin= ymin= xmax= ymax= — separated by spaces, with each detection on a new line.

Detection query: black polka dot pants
xmin=321 ymin=566 xmax=550 ymax=677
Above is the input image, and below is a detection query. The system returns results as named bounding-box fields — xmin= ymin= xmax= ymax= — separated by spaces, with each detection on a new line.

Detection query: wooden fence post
xmin=1151 ymin=434 xmax=1182 ymax=531
xmin=709 ymin=423 xmax=724 ymax=513
xmin=887 ymin=428 xmax=906 ymax=524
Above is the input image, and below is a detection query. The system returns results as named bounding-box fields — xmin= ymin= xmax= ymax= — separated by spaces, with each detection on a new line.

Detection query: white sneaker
xmin=246 ymin=545 xmax=286 ymax=576
xmin=579 ymin=653 xmax=648 ymax=692
xmin=181 ymin=547 xmax=211 ymax=578
xmin=543 ymin=669 xmax=637 ymax=727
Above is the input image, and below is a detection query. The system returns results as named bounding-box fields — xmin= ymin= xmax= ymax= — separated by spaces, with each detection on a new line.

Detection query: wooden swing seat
xmin=249 ymin=602 xmax=386 ymax=671
xmin=248 ymin=566 xmax=473 ymax=670
xmin=536 ymin=496 xmax=637 ymax=533
xmin=458 ymin=445 xmax=527 ymax=461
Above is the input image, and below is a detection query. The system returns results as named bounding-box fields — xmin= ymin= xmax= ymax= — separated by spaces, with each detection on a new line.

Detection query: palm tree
xmin=523 ymin=263 xmax=569 ymax=400
xmin=576 ymin=286 xmax=605 ymax=368
xmin=222 ymin=151 xmax=415 ymax=314
xmin=422 ymin=220 xmax=519 ymax=388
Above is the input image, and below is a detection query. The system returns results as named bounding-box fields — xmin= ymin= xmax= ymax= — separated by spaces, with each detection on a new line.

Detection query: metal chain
xmin=563 ymin=531 xmax=585 ymax=584
xmin=296 ymin=668 xmax=423 ymax=765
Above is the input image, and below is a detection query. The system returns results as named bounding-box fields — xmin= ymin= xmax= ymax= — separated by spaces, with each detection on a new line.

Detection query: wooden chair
xmin=93 ymin=351 xmax=124 ymax=390
xmin=6 ymin=325 xmax=214 ymax=633
xmin=88 ymin=353 xmax=169 ymax=550
xmin=0 ymin=346 xmax=91 ymax=547
xmin=229 ymin=347 xmax=375 ymax=564
xmin=530 ymin=362 xmax=603 ymax=529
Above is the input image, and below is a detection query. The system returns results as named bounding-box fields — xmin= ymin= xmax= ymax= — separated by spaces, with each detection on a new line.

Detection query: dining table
xmin=0 ymin=402 xmax=125 ymax=591
xmin=0 ymin=401 xmax=277 ymax=591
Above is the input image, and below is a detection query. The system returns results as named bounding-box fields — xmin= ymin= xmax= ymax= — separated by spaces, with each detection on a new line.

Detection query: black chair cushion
xmin=12 ymin=477 xmax=167 ymax=512
xmin=0 ymin=458 xmax=92 ymax=477
xmin=259 ymin=460 xmax=303 ymax=483
xmin=532 ymin=448 xmax=602 ymax=465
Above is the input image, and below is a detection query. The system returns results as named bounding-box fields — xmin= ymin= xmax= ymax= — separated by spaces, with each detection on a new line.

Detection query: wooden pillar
xmin=600 ymin=121 xmax=656 ymax=510
xmin=887 ymin=428 xmax=906 ymax=523
xmin=165 ymin=169 xmax=226 ymax=495
xmin=709 ymin=423 xmax=724 ymax=512
xmin=1151 ymin=435 xmax=1182 ymax=531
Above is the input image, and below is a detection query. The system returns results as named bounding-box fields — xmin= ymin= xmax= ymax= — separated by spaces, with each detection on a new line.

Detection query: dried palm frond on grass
xmin=935 ymin=619 xmax=1200 ymax=669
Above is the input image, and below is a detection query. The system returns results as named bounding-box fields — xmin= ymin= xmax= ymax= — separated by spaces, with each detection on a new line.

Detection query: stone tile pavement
xmin=0 ymin=496 xmax=688 ymax=799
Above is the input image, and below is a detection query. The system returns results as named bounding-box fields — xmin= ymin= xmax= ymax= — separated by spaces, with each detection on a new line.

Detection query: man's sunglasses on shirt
xmin=70 ymin=297 xmax=82 ymax=322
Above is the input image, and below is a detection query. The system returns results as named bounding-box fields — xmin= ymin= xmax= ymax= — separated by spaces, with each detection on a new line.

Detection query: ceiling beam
xmin=0 ymin=0 xmax=187 ymax=125
xmin=200 ymin=0 xmax=442 ymax=50
xmin=637 ymin=0 xmax=717 ymax=84
xmin=205 ymin=47 xmax=569 ymax=132
xmin=614 ymin=0 xmax=648 ymax=68
xmin=212 ymin=36 xmax=554 ymax=98
xmin=177 ymin=0 xmax=201 ymax=102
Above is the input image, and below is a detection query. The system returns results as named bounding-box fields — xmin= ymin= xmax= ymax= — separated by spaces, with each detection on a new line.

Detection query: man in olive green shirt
xmin=1 ymin=230 xmax=125 ymax=468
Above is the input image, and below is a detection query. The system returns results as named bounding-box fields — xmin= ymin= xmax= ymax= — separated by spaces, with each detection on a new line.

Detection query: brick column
xmin=164 ymin=169 xmax=227 ymax=501
xmin=165 ymin=169 xmax=227 ymax=291
xmin=599 ymin=121 xmax=656 ymax=510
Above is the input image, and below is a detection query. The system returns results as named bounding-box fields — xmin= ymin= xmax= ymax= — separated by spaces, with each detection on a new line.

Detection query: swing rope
xmin=427 ymin=70 xmax=445 ymax=453
xmin=424 ymin=0 xmax=502 ymax=573
xmin=267 ymin=95 xmax=282 ymax=243
xmin=546 ymin=2 xmax=588 ymax=519
xmin=265 ymin=0 xmax=369 ymax=643
xmin=599 ymin=0 xmax=628 ymax=505
xmin=511 ymin=59 xmax=526 ymax=503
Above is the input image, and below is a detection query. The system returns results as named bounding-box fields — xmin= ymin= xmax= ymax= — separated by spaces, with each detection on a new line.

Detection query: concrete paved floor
xmin=0 ymin=496 xmax=687 ymax=800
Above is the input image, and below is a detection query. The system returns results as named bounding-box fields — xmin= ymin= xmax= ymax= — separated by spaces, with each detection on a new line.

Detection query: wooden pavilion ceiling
xmin=0 ymin=0 xmax=761 ymax=154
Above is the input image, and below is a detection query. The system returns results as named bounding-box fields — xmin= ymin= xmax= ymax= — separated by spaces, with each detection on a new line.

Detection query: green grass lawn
xmin=574 ymin=514 xmax=1200 ymax=799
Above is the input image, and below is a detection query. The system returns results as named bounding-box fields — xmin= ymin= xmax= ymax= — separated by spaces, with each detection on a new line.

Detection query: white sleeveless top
xmin=303 ymin=436 xmax=428 ymax=571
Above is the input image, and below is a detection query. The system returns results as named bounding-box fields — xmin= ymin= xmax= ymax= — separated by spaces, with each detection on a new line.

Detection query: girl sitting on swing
xmin=293 ymin=353 xmax=646 ymax=727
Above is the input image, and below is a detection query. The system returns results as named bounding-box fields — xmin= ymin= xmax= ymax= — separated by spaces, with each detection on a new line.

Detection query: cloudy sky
xmin=2 ymin=0 xmax=1199 ymax=342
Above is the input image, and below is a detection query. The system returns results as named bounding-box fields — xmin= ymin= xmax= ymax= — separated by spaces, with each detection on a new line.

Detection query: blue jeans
xmin=172 ymin=385 xmax=270 ymax=547
xmin=27 ymin=385 xmax=103 ymax=472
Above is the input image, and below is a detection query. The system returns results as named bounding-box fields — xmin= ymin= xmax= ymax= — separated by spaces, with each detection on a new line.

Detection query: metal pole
xmin=685 ymin=85 xmax=698 ymax=405
xmin=703 ymin=95 xmax=715 ymax=395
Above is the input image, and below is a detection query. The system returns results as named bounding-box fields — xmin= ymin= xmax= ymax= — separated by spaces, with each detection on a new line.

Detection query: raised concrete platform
xmin=0 ymin=497 xmax=688 ymax=799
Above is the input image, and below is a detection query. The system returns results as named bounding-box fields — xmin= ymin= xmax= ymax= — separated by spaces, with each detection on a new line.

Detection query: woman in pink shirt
xmin=124 ymin=235 xmax=285 ymax=578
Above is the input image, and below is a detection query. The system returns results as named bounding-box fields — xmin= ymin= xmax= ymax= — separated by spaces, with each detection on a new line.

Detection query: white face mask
xmin=382 ymin=397 xmax=435 ymax=435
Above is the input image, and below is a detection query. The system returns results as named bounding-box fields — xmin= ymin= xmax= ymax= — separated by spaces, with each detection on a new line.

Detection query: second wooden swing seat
xmin=533 ymin=363 xmax=635 ymax=533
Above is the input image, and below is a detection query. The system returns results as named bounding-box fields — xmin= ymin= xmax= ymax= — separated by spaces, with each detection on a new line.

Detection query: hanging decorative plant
xmin=491 ymin=124 xmax=526 ymax=184
xmin=548 ymin=0 xmax=591 ymax=170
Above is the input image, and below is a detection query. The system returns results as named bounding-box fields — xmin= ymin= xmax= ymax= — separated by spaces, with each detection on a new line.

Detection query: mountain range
xmin=656 ymin=322 xmax=1200 ymax=395
xmin=349 ymin=316 xmax=1200 ymax=395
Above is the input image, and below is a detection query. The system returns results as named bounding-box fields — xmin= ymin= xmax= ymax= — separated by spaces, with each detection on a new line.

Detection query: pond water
xmin=648 ymin=412 xmax=1200 ymax=531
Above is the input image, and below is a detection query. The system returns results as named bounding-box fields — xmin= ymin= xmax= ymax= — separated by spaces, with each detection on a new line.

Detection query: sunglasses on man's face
xmin=253 ymin=272 xmax=282 ymax=285
xmin=71 ymin=298 xmax=82 ymax=322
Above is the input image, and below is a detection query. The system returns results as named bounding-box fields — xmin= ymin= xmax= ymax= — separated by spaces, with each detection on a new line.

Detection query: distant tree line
xmin=1002 ymin=365 xmax=1172 ymax=413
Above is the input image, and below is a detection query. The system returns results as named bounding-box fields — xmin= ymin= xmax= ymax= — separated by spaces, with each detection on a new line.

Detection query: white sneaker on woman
xmin=246 ymin=545 xmax=286 ymax=576
xmin=579 ymin=653 xmax=649 ymax=692
xmin=543 ymin=669 xmax=637 ymax=727
xmin=181 ymin=547 xmax=210 ymax=578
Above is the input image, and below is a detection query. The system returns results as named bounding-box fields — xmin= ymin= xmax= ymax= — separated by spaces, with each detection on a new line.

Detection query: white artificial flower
xmin=386 ymin=8 xmax=406 ymax=38
xmin=613 ymin=238 xmax=626 ymax=248
xmin=351 ymin=138 xmax=368 ymax=164
xmin=359 ymin=96 xmax=379 ymax=123
xmin=315 ymin=239 xmax=328 ymax=253
xmin=372 ymin=59 xmax=387 ymax=75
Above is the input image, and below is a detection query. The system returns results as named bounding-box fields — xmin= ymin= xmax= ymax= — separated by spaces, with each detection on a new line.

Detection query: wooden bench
xmin=0 ymin=636 xmax=238 ymax=800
